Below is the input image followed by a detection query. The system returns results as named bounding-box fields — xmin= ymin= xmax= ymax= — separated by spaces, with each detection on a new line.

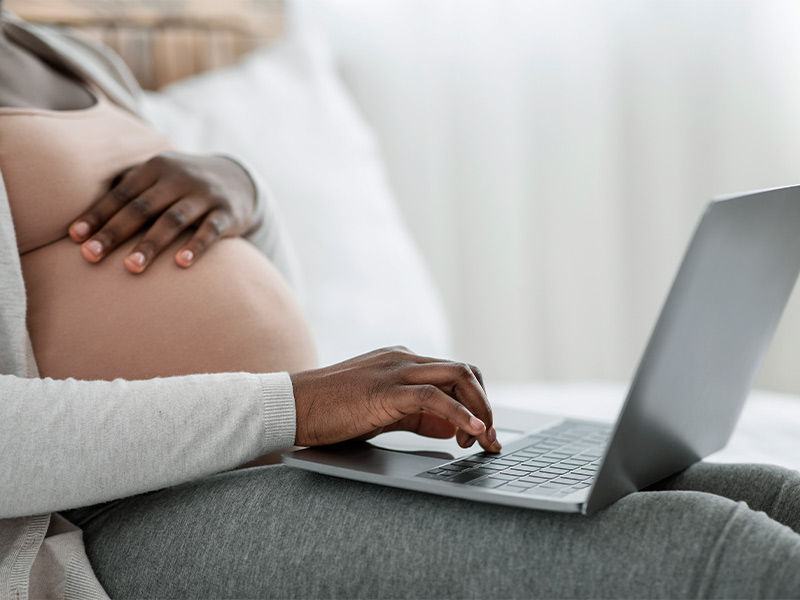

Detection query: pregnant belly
xmin=22 ymin=235 xmax=317 ymax=381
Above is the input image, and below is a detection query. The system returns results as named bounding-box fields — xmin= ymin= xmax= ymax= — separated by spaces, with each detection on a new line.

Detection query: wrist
xmin=212 ymin=154 xmax=258 ymax=232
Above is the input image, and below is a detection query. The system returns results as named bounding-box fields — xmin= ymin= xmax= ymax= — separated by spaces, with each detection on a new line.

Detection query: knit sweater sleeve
xmin=0 ymin=371 xmax=295 ymax=519
xmin=225 ymin=154 xmax=305 ymax=296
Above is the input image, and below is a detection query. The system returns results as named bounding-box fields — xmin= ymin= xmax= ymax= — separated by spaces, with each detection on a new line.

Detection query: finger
xmin=69 ymin=164 xmax=157 ymax=243
xmin=382 ymin=413 xmax=457 ymax=439
xmin=379 ymin=348 xmax=485 ymax=394
xmin=174 ymin=209 xmax=232 ymax=268
xmin=402 ymin=362 xmax=497 ymax=450
xmin=124 ymin=197 xmax=210 ymax=273
xmin=456 ymin=429 xmax=477 ymax=448
xmin=404 ymin=385 xmax=499 ymax=452
xmin=470 ymin=364 xmax=486 ymax=392
xmin=79 ymin=183 xmax=179 ymax=263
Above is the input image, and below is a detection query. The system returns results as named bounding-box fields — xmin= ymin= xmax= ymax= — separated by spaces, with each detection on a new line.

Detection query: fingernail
xmin=178 ymin=249 xmax=194 ymax=264
xmin=487 ymin=426 xmax=497 ymax=443
xmin=71 ymin=221 xmax=90 ymax=239
xmin=492 ymin=441 xmax=503 ymax=453
xmin=466 ymin=436 xmax=477 ymax=448
xmin=470 ymin=416 xmax=485 ymax=434
xmin=84 ymin=240 xmax=103 ymax=257
xmin=127 ymin=252 xmax=145 ymax=268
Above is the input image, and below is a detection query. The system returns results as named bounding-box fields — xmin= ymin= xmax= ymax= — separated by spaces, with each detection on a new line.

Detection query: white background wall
xmin=300 ymin=0 xmax=800 ymax=392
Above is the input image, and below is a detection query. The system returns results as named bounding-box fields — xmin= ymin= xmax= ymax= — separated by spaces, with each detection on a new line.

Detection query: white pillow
xmin=141 ymin=24 xmax=451 ymax=366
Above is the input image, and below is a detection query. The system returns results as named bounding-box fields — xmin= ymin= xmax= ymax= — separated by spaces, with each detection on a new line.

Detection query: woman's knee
xmin=652 ymin=462 xmax=800 ymax=531
xmin=584 ymin=490 xmax=800 ymax=598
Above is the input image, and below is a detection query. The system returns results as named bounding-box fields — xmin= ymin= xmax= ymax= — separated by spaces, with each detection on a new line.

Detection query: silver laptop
xmin=283 ymin=185 xmax=800 ymax=515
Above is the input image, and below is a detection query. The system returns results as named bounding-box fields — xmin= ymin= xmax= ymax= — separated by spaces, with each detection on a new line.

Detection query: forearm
xmin=0 ymin=371 xmax=295 ymax=518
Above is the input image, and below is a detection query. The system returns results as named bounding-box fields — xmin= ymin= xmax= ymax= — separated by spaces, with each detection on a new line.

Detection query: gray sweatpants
xmin=63 ymin=462 xmax=800 ymax=599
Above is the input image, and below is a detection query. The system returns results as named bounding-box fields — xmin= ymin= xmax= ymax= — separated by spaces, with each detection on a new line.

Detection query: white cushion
xmin=141 ymin=24 xmax=451 ymax=366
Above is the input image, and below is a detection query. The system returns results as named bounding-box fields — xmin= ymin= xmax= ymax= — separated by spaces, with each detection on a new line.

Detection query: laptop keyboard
xmin=415 ymin=420 xmax=612 ymax=498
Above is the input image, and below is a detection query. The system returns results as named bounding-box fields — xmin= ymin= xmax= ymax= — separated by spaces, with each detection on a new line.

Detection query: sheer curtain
xmin=300 ymin=0 xmax=800 ymax=392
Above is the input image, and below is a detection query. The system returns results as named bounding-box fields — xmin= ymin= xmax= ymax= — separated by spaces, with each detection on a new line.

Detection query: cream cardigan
xmin=0 ymin=14 xmax=301 ymax=600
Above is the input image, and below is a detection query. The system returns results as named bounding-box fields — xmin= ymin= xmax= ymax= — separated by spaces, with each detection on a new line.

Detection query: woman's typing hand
xmin=68 ymin=151 xmax=256 ymax=273
xmin=290 ymin=347 xmax=502 ymax=452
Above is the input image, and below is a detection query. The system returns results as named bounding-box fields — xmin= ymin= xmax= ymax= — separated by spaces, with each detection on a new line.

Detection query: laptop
xmin=283 ymin=185 xmax=800 ymax=515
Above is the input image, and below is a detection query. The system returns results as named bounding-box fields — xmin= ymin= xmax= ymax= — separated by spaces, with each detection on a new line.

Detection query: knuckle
xmin=193 ymin=237 xmax=207 ymax=253
xmin=383 ymin=345 xmax=412 ymax=360
xmin=452 ymin=362 xmax=474 ymax=382
xmin=416 ymin=384 xmax=439 ymax=407
xmin=128 ymin=196 xmax=152 ymax=218
xmin=83 ymin=210 xmax=103 ymax=228
xmin=97 ymin=227 xmax=118 ymax=246
xmin=110 ymin=184 xmax=133 ymax=206
xmin=208 ymin=218 xmax=224 ymax=238
xmin=148 ymin=153 xmax=170 ymax=169
xmin=136 ymin=238 xmax=157 ymax=256
xmin=206 ymin=214 xmax=228 ymax=238
xmin=165 ymin=207 xmax=189 ymax=229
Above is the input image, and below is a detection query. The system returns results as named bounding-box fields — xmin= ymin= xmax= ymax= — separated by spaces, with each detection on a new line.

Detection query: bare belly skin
xmin=22 ymin=233 xmax=317 ymax=381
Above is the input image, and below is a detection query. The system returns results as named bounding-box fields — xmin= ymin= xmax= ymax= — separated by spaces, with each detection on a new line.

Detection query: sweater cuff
xmin=256 ymin=372 xmax=296 ymax=452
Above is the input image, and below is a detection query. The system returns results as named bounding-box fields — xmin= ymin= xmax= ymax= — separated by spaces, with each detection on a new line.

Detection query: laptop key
xmin=571 ymin=469 xmax=596 ymax=477
xmin=505 ymin=480 xmax=536 ymax=489
xmin=417 ymin=471 xmax=450 ymax=480
xmin=520 ymin=475 xmax=551 ymax=484
xmin=516 ymin=464 xmax=546 ymax=473
xmin=500 ymin=485 xmax=530 ymax=494
xmin=523 ymin=472 xmax=558 ymax=480
xmin=560 ymin=459 xmax=591 ymax=467
xmin=559 ymin=474 xmax=587 ymax=482
xmin=489 ymin=473 xmax=518 ymax=481
xmin=549 ymin=478 xmax=578 ymax=486
xmin=490 ymin=460 xmax=519 ymax=468
xmin=539 ymin=467 xmax=569 ymax=475
xmin=469 ymin=455 xmax=497 ymax=463
xmin=501 ymin=469 xmax=529 ymax=478
xmin=467 ymin=478 xmax=505 ymax=488
xmin=479 ymin=464 xmax=505 ymax=472
xmin=445 ymin=470 xmax=488 ymax=484
xmin=469 ymin=467 xmax=498 ymax=476
xmin=439 ymin=463 xmax=466 ymax=472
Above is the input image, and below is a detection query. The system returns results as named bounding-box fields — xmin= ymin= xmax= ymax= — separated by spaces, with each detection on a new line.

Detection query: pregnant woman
xmin=3 ymin=5 xmax=800 ymax=599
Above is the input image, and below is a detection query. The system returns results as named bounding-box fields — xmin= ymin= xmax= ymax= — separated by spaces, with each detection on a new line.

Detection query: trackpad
xmin=368 ymin=428 xmax=525 ymax=460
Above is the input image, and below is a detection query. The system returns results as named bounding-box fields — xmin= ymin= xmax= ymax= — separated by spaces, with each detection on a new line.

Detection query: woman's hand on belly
xmin=290 ymin=347 xmax=503 ymax=454
xmin=67 ymin=151 xmax=257 ymax=274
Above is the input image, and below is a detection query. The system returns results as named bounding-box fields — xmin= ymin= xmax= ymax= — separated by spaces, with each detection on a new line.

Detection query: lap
xmin=64 ymin=463 xmax=800 ymax=599
xmin=651 ymin=462 xmax=800 ymax=532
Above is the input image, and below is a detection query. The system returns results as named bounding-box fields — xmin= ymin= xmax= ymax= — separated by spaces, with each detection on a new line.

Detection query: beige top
xmin=0 ymin=82 xmax=174 ymax=256
xmin=0 ymin=83 xmax=316 ymax=381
